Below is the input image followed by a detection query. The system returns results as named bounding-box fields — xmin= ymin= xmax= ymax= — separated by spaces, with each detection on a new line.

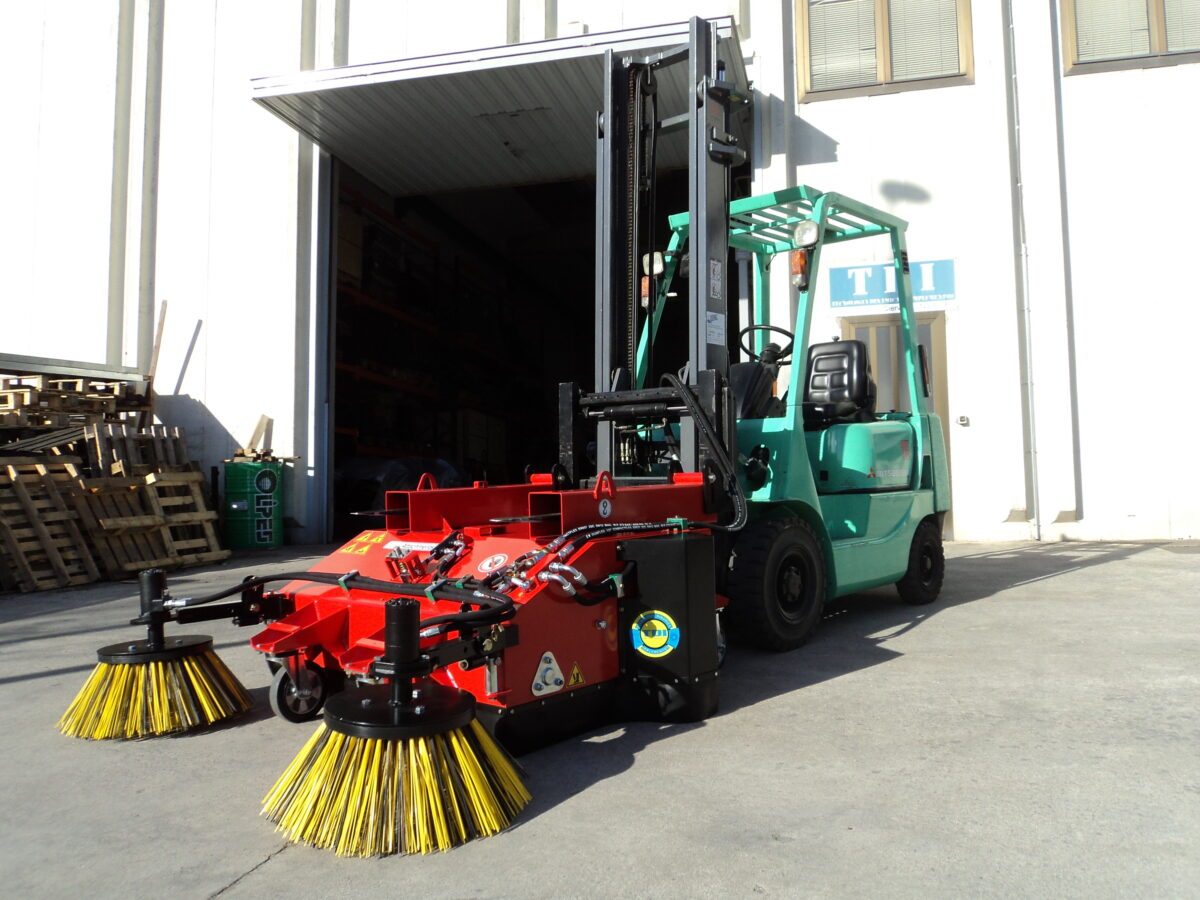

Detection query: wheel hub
xmin=777 ymin=554 xmax=808 ymax=613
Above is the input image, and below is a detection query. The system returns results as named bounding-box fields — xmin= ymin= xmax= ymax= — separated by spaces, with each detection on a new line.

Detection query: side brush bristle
xmin=262 ymin=720 xmax=531 ymax=857
xmin=59 ymin=650 xmax=251 ymax=740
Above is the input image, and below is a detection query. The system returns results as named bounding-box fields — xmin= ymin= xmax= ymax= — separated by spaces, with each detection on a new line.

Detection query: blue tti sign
xmin=829 ymin=259 xmax=956 ymax=307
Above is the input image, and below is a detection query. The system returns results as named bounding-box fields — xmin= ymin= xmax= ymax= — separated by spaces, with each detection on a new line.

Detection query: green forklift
xmin=548 ymin=19 xmax=949 ymax=657
xmin=627 ymin=185 xmax=951 ymax=651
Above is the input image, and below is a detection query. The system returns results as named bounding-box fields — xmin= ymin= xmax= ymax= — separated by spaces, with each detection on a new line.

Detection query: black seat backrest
xmin=803 ymin=340 xmax=876 ymax=426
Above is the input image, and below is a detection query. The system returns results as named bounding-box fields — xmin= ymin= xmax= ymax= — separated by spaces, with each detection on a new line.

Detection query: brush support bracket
xmin=323 ymin=679 xmax=476 ymax=740
xmin=97 ymin=634 xmax=214 ymax=665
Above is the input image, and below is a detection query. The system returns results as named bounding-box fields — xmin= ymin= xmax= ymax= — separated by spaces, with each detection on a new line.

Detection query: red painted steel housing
xmin=250 ymin=474 xmax=716 ymax=715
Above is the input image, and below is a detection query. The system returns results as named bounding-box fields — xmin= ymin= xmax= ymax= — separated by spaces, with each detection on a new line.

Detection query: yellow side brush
xmin=58 ymin=569 xmax=252 ymax=740
xmin=261 ymin=598 xmax=530 ymax=857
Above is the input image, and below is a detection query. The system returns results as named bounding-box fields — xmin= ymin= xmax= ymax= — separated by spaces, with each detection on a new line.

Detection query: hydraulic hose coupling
xmin=537 ymin=571 xmax=577 ymax=596
xmin=547 ymin=562 xmax=587 ymax=585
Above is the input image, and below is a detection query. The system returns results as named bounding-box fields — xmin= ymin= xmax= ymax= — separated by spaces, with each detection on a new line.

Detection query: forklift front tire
xmin=726 ymin=517 xmax=826 ymax=651
xmin=896 ymin=518 xmax=945 ymax=605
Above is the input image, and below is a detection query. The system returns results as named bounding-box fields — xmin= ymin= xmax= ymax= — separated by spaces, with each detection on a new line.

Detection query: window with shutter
xmin=1064 ymin=0 xmax=1200 ymax=69
xmin=799 ymin=0 xmax=972 ymax=97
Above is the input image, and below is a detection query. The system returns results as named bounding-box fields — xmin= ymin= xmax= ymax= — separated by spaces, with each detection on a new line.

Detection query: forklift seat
xmin=802 ymin=340 xmax=876 ymax=428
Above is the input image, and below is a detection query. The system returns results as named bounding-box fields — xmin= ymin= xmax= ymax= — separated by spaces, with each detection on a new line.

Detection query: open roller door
xmin=252 ymin=19 xmax=749 ymax=536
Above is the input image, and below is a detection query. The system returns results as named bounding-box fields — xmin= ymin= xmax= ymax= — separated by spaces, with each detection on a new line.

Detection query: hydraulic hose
xmin=166 ymin=571 xmax=515 ymax=629
xmin=661 ymin=373 xmax=748 ymax=532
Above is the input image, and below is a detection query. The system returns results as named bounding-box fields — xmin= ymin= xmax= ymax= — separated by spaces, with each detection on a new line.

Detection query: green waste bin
xmin=224 ymin=460 xmax=283 ymax=549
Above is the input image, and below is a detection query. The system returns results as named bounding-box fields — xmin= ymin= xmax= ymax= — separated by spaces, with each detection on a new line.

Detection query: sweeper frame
xmin=157 ymin=15 xmax=948 ymax=749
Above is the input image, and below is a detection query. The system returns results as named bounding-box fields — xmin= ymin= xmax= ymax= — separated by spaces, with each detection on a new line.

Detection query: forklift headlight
xmin=792 ymin=220 xmax=820 ymax=249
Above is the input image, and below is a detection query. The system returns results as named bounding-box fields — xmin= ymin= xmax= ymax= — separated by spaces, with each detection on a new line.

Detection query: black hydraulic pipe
xmin=169 ymin=572 xmax=515 ymax=635
xmin=385 ymin=598 xmax=420 ymax=707
xmin=138 ymin=568 xmax=167 ymax=650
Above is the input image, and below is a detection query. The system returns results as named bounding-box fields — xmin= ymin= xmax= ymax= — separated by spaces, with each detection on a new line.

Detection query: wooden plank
xmin=0 ymin=426 xmax=86 ymax=455
xmin=96 ymin=514 xmax=166 ymax=531
xmin=245 ymin=415 xmax=271 ymax=453
xmin=145 ymin=470 xmax=205 ymax=485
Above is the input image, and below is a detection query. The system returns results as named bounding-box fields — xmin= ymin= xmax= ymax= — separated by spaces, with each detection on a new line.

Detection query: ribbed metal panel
xmin=252 ymin=19 xmax=747 ymax=196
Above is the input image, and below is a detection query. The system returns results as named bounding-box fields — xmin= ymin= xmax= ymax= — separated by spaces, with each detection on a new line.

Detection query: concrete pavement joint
xmin=207 ymin=842 xmax=290 ymax=898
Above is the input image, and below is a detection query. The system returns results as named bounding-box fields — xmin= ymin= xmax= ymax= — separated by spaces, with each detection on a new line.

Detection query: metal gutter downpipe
xmin=135 ymin=0 xmax=165 ymax=373
xmin=1002 ymin=0 xmax=1041 ymax=540
xmin=106 ymin=0 xmax=135 ymax=367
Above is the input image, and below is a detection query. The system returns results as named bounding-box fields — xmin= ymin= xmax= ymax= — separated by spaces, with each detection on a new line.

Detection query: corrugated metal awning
xmin=252 ymin=19 xmax=749 ymax=196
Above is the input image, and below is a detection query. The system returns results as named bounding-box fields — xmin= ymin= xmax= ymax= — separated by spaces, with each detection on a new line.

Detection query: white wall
xmin=348 ymin=0 xmax=508 ymax=62
xmin=8 ymin=0 xmax=1195 ymax=541
xmin=152 ymin=0 xmax=318 ymax=536
xmin=739 ymin=1 xmax=1197 ymax=540
xmin=1058 ymin=61 xmax=1200 ymax=539
xmin=0 ymin=1 xmax=121 ymax=365
xmin=743 ymin=0 xmax=1031 ymax=540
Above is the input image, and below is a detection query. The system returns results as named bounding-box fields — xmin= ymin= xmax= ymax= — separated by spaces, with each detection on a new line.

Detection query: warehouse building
xmin=5 ymin=0 xmax=1198 ymax=543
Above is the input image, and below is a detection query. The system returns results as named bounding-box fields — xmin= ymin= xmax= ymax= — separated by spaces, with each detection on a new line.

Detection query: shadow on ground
xmin=0 ymin=547 xmax=329 ymax=632
xmin=516 ymin=540 xmax=1163 ymax=822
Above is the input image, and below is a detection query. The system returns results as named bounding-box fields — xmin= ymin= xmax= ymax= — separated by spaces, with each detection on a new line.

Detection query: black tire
xmin=896 ymin=518 xmax=945 ymax=605
xmin=726 ymin=517 xmax=826 ymax=651
xmin=268 ymin=663 xmax=329 ymax=723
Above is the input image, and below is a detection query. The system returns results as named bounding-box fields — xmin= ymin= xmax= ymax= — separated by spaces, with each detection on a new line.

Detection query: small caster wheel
xmin=268 ymin=663 xmax=328 ymax=723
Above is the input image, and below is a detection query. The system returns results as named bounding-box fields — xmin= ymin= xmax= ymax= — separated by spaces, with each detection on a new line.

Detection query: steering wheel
xmin=739 ymin=325 xmax=795 ymax=363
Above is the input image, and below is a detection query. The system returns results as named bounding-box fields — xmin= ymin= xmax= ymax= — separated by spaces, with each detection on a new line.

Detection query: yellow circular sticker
xmin=631 ymin=610 xmax=681 ymax=658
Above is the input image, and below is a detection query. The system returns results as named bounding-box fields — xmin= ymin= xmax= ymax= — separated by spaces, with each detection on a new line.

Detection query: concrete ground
xmin=1 ymin=541 xmax=1197 ymax=899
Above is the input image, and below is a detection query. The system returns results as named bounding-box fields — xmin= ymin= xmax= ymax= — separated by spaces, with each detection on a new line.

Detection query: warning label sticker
xmin=567 ymin=662 xmax=586 ymax=686
xmin=631 ymin=609 xmax=681 ymax=659
xmin=705 ymin=311 xmax=726 ymax=346
xmin=337 ymin=532 xmax=387 ymax=555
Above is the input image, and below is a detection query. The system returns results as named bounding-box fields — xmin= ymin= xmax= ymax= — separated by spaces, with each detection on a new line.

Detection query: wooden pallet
xmin=85 ymin=423 xmax=194 ymax=476
xmin=142 ymin=471 xmax=229 ymax=565
xmin=0 ymin=373 xmax=149 ymax=440
xmin=73 ymin=478 xmax=181 ymax=577
xmin=0 ymin=388 xmax=116 ymax=416
xmin=0 ymin=457 xmax=100 ymax=592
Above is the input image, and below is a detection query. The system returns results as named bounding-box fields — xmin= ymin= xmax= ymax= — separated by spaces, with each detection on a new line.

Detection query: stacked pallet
xmin=0 ymin=458 xmax=101 ymax=592
xmin=0 ymin=375 xmax=149 ymax=431
xmin=0 ymin=421 xmax=231 ymax=592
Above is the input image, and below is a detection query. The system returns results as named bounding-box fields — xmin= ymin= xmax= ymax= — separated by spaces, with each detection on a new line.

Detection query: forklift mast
xmin=560 ymin=17 xmax=748 ymax=497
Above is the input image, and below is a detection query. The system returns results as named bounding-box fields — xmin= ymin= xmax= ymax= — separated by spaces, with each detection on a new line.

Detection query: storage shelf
xmin=334 ymin=362 xmax=438 ymax=400
xmin=337 ymin=283 xmax=437 ymax=334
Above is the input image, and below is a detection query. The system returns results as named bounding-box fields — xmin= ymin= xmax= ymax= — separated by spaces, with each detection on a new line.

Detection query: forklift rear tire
xmin=268 ymin=664 xmax=331 ymax=723
xmin=896 ymin=518 xmax=945 ymax=605
xmin=726 ymin=517 xmax=826 ymax=651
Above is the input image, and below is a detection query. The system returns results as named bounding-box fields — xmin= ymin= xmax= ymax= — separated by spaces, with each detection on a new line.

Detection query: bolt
xmin=533 ymin=683 xmax=543 ymax=692
xmin=554 ymin=678 xmax=563 ymax=686
xmin=542 ymin=655 xmax=552 ymax=664
xmin=596 ymin=619 xmax=608 ymax=629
